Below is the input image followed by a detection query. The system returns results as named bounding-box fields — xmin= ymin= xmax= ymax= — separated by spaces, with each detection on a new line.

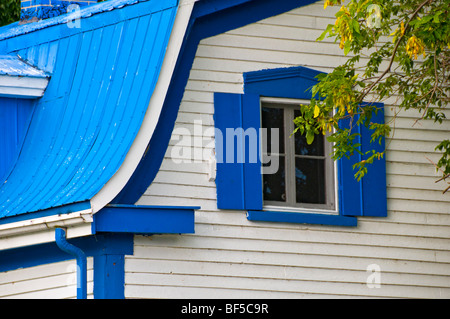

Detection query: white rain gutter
xmin=0 ymin=209 xmax=94 ymax=250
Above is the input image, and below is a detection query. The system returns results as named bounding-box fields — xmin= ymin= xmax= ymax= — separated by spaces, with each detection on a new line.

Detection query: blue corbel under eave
xmin=92 ymin=205 xmax=198 ymax=235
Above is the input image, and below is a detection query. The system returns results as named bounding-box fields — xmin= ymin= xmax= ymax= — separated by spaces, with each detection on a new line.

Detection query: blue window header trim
xmin=244 ymin=65 xmax=323 ymax=85
xmin=244 ymin=65 xmax=323 ymax=100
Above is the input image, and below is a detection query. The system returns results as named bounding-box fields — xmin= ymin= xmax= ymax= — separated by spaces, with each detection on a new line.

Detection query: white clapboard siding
xmin=0 ymin=259 xmax=93 ymax=299
xmin=129 ymin=1 xmax=450 ymax=298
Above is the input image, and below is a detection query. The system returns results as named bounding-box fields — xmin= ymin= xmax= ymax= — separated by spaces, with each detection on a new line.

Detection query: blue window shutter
xmin=337 ymin=120 xmax=363 ymax=216
xmin=214 ymin=92 xmax=245 ymax=210
xmin=338 ymin=105 xmax=387 ymax=217
xmin=242 ymin=93 xmax=263 ymax=210
xmin=214 ymin=92 xmax=263 ymax=210
xmin=360 ymin=106 xmax=387 ymax=217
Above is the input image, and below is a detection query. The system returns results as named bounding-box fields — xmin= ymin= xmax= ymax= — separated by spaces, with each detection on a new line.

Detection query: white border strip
xmin=0 ymin=209 xmax=93 ymax=250
xmin=0 ymin=75 xmax=49 ymax=98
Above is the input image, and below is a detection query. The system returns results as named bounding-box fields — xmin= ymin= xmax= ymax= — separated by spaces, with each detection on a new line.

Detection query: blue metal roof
xmin=0 ymin=0 xmax=151 ymax=42
xmin=0 ymin=55 xmax=48 ymax=77
xmin=0 ymin=0 xmax=178 ymax=220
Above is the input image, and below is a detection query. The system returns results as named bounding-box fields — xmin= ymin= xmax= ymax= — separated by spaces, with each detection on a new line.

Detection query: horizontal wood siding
xmin=0 ymin=259 xmax=93 ymax=299
xmin=126 ymin=2 xmax=450 ymax=298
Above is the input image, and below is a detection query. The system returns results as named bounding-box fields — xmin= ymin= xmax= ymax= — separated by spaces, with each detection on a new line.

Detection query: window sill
xmin=247 ymin=210 xmax=357 ymax=227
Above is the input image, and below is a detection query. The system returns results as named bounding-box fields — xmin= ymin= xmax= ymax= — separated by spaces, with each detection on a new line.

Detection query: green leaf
xmin=306 ymin=130 xmax=315 ymax=145
xmin=317 ymin=24 xmax=334 ymax=41
xmin=343 ymin=41 xmax=352 ymax=55
xmin=352 ymin=19 xmax=360 ymax=34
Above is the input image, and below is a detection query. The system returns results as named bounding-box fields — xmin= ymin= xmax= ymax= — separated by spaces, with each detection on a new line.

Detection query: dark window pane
xmin=295 ymin=158 xmax=326 ymax=204
xmin=262 ymin=106 xmax=284 ymax=154
xmin=293 ymin=110 xmax=324 ymax=156
xmin=263 ymin=155 xmax=286 ymax=202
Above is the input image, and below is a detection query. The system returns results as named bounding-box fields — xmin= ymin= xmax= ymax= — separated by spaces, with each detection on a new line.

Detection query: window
xmin=213 ymin=66 xmax=387 ymax=227
xmin=261 ymin=98 xmax=336 ymax=212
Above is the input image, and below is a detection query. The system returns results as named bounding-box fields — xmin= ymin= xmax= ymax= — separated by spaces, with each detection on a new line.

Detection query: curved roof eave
xmin=90 ymin=0 xmax=195 ymax=214
xmin=0 ymin=0 xmax=194 ymax=224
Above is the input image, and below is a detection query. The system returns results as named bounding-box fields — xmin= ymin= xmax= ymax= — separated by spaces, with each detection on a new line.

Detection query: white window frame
xmin=260 ymin=97 xmax=338 ymax=215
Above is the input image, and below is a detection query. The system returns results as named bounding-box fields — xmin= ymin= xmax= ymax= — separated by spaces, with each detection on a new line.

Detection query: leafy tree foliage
xmin=295 ymin=0 xmax=449 ymax=192
xmin=0 ymin=0 xmax=20 ymax=27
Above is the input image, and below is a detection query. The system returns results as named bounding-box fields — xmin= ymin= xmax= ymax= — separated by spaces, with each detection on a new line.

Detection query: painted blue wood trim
xmin=214 ymin=92 xmax=245 ymax=210
xmin=191 ymin=0 xmax=252 ymax=19
xmin=92 ymin=205 xmax=197 ymax=234
xmin=338 ymin=116 xmax=363 ymax=217
xmin=242 ymin=93 xmax=263 ymax=210
xmin=338 ymin=104 xmax=387 ymax=217
xmin=247 ymin=210 xmax=357 ymax=227
xmin=360 ymin=104 xmax=387 ymax=217
xmin=113 ymin=0 xmax=319 ymax=205
xmin=93 ymin=254 xmax=125 ymax=299
xmin=192 ymin=0 xmax=318 ymax=41
xmin=244 ymin=65 xmax=324 ymax=99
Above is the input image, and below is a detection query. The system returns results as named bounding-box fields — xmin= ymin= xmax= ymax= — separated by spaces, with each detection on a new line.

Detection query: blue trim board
xmin=244 ymin=65 xmax=324 ymax=99
xmin=114 ymin=0 xmax=319 ymax=204
xmin=247 ymin=211 xmax=357 ymax=227
xmin=93 ymin=253 xmax=126 ymax=299
xmin=93 ymin=205 xmax=198 ymax=234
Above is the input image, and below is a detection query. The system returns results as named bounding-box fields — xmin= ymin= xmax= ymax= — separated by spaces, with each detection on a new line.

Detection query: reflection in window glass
xmin=295 ymin=158 xmax=325 ymax=204
xmin=263 ymin=156 xmax=286 ymax=202
xmin=262 ymin=107 xmax=284 ymax=154
xmin=294 ymin=110 xmax=324 ymax=156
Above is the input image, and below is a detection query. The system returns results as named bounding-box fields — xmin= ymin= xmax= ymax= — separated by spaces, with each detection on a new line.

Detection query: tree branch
xmin=357 ymin=0 xmax=433 ymax=103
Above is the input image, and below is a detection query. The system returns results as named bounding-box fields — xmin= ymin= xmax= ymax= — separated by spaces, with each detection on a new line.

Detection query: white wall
xmin=127 ymin=2 xmax=450 ymax=298
xmin=0 ymin=258 xmax=93 ymax=299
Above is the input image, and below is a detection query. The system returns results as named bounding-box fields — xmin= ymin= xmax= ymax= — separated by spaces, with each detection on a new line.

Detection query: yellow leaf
xmin=389 ymin=28 xmax=398 ymax=38
xmin=314 ymin=105 xmax=320 ymax=118
xmin=324 ymin=0 xmax=342 ymax=9
xmin=406 ymin=35 xmax=424 ymax=60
